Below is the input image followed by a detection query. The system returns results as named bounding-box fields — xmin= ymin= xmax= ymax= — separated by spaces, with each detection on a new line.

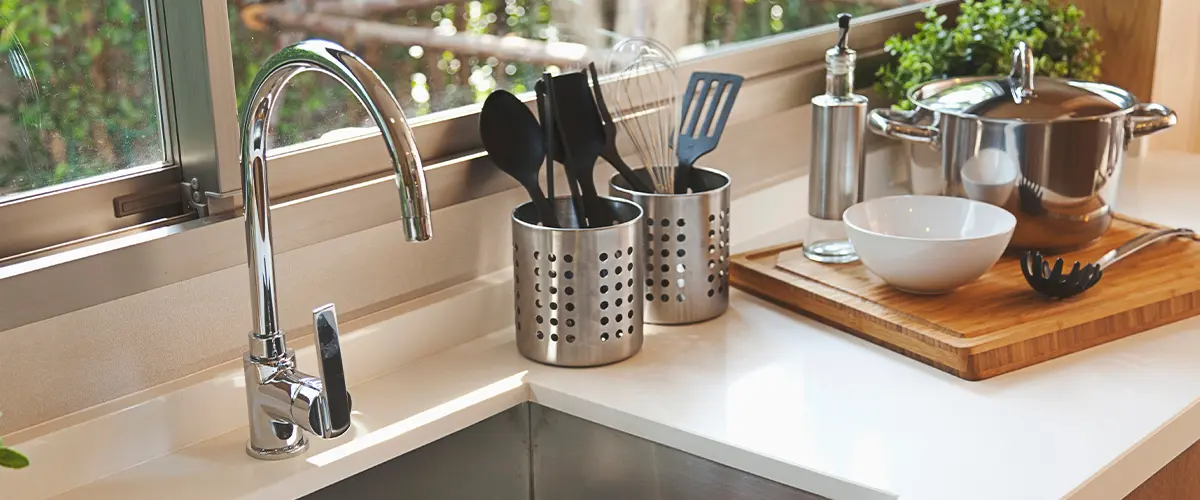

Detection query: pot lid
xmin=909 ymin=42 xmax=1135 ymax=121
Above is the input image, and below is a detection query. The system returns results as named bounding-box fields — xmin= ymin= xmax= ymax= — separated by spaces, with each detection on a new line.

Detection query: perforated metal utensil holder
xmin=610 ymin=167 xmax=731 ymax=324
xmin=512 ymin=197 xmax=645 ymax=367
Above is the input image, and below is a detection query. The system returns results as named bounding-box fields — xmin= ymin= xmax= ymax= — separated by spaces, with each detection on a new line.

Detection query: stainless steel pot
xmin=868 ymin=42 xmax=1177 ymax=250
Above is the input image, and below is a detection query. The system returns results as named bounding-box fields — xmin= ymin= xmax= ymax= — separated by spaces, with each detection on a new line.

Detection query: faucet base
xmin=247 ymin=435 xmax=309 ymax=460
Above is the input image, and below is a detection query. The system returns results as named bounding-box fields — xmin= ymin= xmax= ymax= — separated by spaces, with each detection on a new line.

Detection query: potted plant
xmin=873 ymin=0 xmax=1103 ymax=194
xmin=0 ymin=412 xmax=29 ymax=469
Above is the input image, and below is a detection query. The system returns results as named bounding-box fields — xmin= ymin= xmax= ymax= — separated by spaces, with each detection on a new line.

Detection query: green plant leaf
xmin=0 ymin=447 xmax=29 ymax=469
xmin=875 ymin=0 xmax=1104 ymax=109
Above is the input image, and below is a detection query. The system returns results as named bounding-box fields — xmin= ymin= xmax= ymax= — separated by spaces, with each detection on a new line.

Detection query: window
xmin=227 ymin=0 xmax=922 ymax=150
xmin=0 ymin=1 xmax=163 ymax=196
xmin=0 ymin=0 xmax=939 ymax=328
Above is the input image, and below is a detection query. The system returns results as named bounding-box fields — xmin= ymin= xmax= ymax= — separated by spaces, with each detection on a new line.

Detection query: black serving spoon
xmin=1021 ymin=227 xmax=1194 ymax=298
xmin=553 ymin=71 xmax=614 ymax=227
xmin=480 ymin=90 xmax=559 ymax=227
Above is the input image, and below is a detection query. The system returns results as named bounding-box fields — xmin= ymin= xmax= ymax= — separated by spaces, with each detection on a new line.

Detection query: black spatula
xmin=675 ymin=72 xmax=743 ymax=194
xmin=553 ymin=71 xmax=614 ymax=227
xmin=543 ymin=76 xmax=588 ymax=227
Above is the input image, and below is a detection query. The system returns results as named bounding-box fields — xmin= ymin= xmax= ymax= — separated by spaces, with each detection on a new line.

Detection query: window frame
xmin=0 ymin=0 xmax=240 ymax=263
xmin=0 ymin=0 xmax=954 ymax=331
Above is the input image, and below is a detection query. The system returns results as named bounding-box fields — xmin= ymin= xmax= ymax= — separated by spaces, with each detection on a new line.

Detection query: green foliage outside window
xmin=875 ymin=0 xmax=1103 ymax=110
xmin=0 ymin=0 xmax=908 ymax=197
xmin=0 ymin=0 xmax=159 ymax=193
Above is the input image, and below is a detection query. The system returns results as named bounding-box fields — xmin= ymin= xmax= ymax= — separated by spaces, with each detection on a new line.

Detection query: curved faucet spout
xmin=239 ymin=41 xmax=433 ymax=460
xmin=239 ymin=40 xmax=433 ymax=348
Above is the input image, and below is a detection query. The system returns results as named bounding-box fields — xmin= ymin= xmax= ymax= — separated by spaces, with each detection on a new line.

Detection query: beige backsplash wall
xmin=1151 ymin=0 xmax=1200 ymax=153
xmin=0 ymin=106 xmax=816 ymax=435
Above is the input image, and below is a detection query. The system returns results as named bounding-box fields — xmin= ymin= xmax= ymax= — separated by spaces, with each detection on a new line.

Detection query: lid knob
xmin=1010 ymin=41 xmax=1036 ymax=102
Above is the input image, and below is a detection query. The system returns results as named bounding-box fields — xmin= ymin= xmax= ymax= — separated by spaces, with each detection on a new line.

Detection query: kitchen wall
xmin=1056 ymin=0 xmax=1200 ymax=154
xmin=1151 ymin=0 xmax=1200 ymax=153
xmin=0 ymin=106 xmax=815 ymax=435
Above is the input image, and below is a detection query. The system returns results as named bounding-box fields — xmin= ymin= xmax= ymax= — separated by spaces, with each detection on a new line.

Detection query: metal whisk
xmin=610 ymin=40 xmax=679 ymax=194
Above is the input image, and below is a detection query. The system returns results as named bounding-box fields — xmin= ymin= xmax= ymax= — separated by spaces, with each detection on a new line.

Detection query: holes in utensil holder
xmin=705 ymin=207 xmax=729 ymax=298
xmin=637 ymin=200 xmax=731 ymax=306
xmin=520 ymin=222 xmax=641 ymax=347
xmin=526 ymin=246 xmax=580 ymax=342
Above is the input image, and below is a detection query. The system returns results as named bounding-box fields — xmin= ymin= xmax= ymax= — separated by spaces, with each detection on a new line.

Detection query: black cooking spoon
xmin=1021 ymin=227 xmax=1194 ymax=298
xmin=480 ymin=90 xmax=559 ymax=227
xmin=553 ymin=71 xmax=614 ymax=227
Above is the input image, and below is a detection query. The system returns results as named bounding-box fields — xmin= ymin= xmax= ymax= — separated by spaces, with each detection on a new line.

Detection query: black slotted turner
xmin=675 ymin=72 xmax=742 ymax=194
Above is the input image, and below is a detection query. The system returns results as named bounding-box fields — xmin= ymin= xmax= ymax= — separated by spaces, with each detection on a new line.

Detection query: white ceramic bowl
xmin=843 ymin=195 xmax=1016 ymax=294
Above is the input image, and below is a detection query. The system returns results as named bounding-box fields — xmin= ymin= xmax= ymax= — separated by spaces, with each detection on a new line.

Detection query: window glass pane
xmin=229 ymin=0 xmax=919 ymax=149
xmin=0 ymin=1 xmax=164 ymax=197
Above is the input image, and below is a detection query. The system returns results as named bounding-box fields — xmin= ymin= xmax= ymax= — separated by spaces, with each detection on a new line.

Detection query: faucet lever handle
xmin=312 ymin=304 xmax=352 ymax=438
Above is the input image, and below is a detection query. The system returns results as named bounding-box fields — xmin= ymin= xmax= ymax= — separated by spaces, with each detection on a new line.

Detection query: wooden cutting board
xmin=730 ymin=215 xmax=1200 ymax=380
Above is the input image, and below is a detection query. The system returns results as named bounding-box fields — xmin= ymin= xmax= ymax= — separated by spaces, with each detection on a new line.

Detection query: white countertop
xmin=8 ymin=152 xmax=1200 ymax=500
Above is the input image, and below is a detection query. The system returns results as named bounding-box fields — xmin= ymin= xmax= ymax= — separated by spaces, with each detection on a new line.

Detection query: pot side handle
xmin=867 ymin=108 xmax=939 ymax=147
xmin=1130 ymin=102 xmax=1177 ymax=139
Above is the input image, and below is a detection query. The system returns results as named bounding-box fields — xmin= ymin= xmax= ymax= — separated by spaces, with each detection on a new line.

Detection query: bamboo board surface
xmin=730 ymin=215 xmax=1200 ymax=380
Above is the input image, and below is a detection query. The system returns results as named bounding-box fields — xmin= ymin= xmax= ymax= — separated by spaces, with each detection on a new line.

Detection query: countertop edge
xmin=1069 ymin=399 xmax=1200 ymax=499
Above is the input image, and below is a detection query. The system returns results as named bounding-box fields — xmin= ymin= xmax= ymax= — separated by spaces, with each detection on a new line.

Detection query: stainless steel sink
xmin=304 ymin=403 xmax=824 ymax=500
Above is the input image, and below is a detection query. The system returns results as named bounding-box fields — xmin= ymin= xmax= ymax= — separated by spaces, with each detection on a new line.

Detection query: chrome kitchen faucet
xmin=239 ymin=40 xmax=433 ymax=460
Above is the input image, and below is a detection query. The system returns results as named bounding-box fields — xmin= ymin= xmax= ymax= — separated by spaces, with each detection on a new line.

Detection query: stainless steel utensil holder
xmin=512 ymin=197 xmax=645 ymax=367
xmin=610 ymin=167 xmax=731 ymax=324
